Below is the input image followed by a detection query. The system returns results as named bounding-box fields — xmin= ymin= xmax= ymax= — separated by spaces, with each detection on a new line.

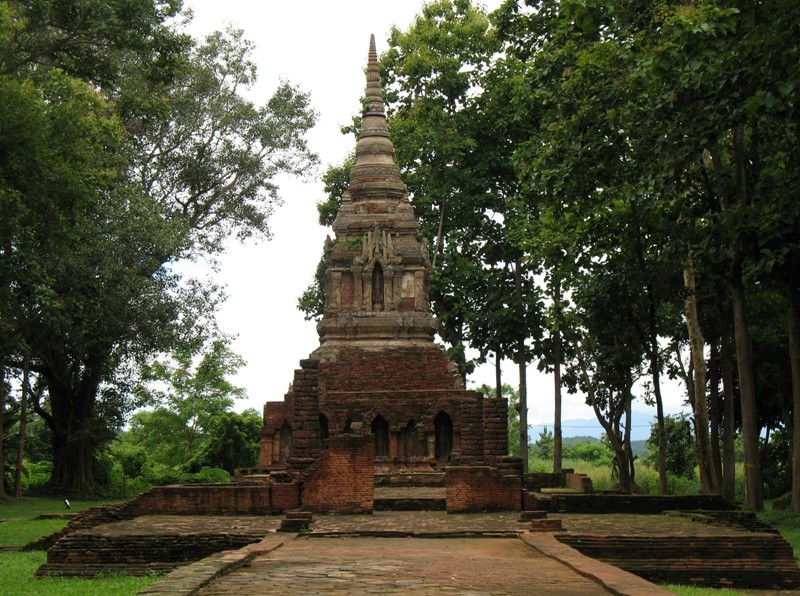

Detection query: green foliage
xmin=761 ymin=427 xmax=792 ymax=500
xmin=317 ymin=155 xmax=355 ymax=227
xmin=193 ymin=409 xmax=262 ymax=474
xmin=534 ymin=427 xmax=554 ymax=460
xmin=563 ymin=440 xmax=614 ymax=467
xmin=1 ymin=2 xmax=317 ymax=495
xmin=111 ymin=339 xmax=252 ymax=485
xmin=646 ymin=415 xmax=697 ymax=481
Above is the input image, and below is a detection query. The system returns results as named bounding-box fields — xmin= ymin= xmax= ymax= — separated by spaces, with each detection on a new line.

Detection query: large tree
xmin=0 ymin=3 xmax=317 ymax=493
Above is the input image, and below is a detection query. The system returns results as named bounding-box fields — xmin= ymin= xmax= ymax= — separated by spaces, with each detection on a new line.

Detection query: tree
xmin=194 ymin=409 xmax=262 ymax=474
xmin=646 ymin=414 xmax=697 ymax=482
xmin=1 ymin=7 xmax=317 ymax=493
xmin=130 ymin=339 xmax=246 ymax=467
xmin=382 ymin=0 xmax=547 ymax=471
xmin=496 ymin=0 xmax=800 ymax=506
xmin=534 ymin=427 xmax=554 ymax=461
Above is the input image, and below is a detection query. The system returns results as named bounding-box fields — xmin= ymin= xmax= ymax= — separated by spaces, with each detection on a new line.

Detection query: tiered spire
xmin=313 ymin=35 xmax=436 ymax=352
xmin=349 ymin=34 xmax=406 ymax=202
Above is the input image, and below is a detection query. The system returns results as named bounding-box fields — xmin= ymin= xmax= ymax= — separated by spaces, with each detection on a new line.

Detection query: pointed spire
xmin=349 ymin=34 xmax=406 ymax=202
xmin=363 ymin=34 xmax=385 ymax=118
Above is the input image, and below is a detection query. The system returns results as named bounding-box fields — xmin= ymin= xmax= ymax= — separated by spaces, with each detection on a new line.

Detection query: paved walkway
xmin=138 ymin=512 xmax=683 ymax=595
xmin=195 ymin=535 xmax=635 ymax=595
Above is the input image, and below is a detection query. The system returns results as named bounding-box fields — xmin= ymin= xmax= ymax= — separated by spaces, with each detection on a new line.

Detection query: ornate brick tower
xmin=314 ymin=35 xmax=437 ymax=353
xmin=256 ymin=37 xmax=511 ymax=512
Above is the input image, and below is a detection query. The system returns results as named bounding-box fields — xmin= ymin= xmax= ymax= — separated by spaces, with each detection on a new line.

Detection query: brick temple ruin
xmin=249 ymin=35 xmax=521 ymax=513
xmin=36 ymin=37 xmax=800 ymax=593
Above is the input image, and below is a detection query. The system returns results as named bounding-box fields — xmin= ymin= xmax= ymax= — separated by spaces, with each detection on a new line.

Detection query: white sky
xmin=183 ymin=0 xmax=689 ymax=440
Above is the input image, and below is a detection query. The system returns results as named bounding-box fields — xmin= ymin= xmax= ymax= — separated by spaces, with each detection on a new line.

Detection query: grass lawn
xmin=0 ymin=496 xmax=161 ymax=595
xmin=0 ymin=551 xmax=158 ymax=595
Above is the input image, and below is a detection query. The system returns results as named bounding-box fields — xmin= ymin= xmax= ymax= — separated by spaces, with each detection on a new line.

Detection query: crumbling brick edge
xmin=138 ymin=533 xmax=294 ymax=596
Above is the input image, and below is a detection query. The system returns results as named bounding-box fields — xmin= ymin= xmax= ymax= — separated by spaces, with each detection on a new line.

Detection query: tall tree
xmin=1 ymin=6 xmax=317 ymax=493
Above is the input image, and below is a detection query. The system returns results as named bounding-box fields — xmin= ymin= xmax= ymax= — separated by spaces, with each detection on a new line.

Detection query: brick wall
xmin=445 ymin=466 xmax=522 ymax=512
xmin=302 ymin=434 xmax=375 ymax=513
xmin=122 ymin=484 xmax=271 ymax=516
xmin=319 ymin=347 xmax=463 ymax=393
xmin=38 ymin=532 xmax=264 ymax=577
xmin=270 ymin=480 xmax=301 ymax=512
xmin=481 ymin=397 xmax=509 ymax=458
xmin=287 ymin=359 xmax=322 ymax=460
xmin=558 ymin=534 xmax=800 ymax=589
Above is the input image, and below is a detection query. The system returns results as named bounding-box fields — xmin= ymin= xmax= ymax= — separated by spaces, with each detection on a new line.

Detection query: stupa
xmin=256 ymin=36 xmax=515 ymax=513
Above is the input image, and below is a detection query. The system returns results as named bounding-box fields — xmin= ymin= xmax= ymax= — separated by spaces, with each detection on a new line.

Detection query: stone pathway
xmin=121 ymin=510 xmax=800 ymax=595
xmin=194 ymin=535 xmax=649 ymax=595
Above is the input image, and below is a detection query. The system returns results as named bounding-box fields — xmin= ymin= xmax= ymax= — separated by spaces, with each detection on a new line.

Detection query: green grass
xmin=0 ymin=551 xmax=158 ymax=595
xmin=758 ymin=508 xmax=800 ymax=562
xmin=662 ymin=585 xmax=743 ymax=595
xmin=0 ymin=496 xmax=117 ymax=547
xmin=0 ymin=518 xmax=69 ymax=546
xmin=0 ymin=497 xmax=160 ymax=595
xmin=0 ymin=496 xmax=113 ymax=520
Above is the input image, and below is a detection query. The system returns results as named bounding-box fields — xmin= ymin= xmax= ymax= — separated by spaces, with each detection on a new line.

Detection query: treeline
xmin=303 ymin=0 xmax=800 ymax=510
xmin=0 ymin=0 xmax=317 ymax=497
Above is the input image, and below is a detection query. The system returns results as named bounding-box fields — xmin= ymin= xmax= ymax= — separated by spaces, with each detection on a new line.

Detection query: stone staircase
xmin=557 ymin=533 xmax=800 ymax=589
xmin=374 ymin=472 xmax=446 ymax=511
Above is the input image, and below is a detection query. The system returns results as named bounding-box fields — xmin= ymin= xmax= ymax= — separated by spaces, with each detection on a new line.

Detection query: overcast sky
xmin=182 ymin=0 xmax=688 ymax=440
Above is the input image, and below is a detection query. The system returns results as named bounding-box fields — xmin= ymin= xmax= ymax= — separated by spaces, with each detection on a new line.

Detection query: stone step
xmin=373 ymin=497 xmax=446 ymax=511
xmin=375 ymin=472 xmax=445 ymax=486
xmin=558 ymin=533 xmax=800 ymax=589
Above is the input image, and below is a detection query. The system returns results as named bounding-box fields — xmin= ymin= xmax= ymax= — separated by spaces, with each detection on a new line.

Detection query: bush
xmin=645 ymin=414 xmax=696 ymax=480
xmin=183 ymin=467 xmax=230 ymax=484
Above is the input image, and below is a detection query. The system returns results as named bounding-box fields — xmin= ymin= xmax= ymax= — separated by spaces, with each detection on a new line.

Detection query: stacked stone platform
xmin=558 ymin=532 xmax=800 ymax=589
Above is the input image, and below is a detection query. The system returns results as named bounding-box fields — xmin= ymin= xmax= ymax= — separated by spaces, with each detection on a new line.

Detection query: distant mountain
xmin=530 ymin=410 xmax=655 ymax=442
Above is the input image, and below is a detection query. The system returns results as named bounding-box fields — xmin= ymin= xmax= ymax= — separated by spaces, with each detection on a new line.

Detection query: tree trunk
xmin=515 ymin=258 xmax=528 ymax=473
xmin=709 ymin=342 xmax=724 ymax=493
xmin=624 ymin=386 xmax=635 ymax=486
xmin=730 ymin=260 xmax=762 ymax=509
xmin=684 ymin=249 xmax=717 ymax=493
xmin=721 ymin=328 xmax=737 ymax=502
xmin=14 ymin=358 xmax=30 ymax=499
xmin=494 ymin=349 xmax=502 ymax=400
xmin=552 ymin=275 xmax=563 ymax=474
xmin=605 ymin=404 xmax=632 ymax=493
xmin=0 ymin=366 xmax=5 ymax=499
xmin=647 ymin=313 xmax=667 ymax=494
xmin=39 ymin=370 xmax=102 ymax=495
xmin=788 ymin=266 xmax=800 ymax=512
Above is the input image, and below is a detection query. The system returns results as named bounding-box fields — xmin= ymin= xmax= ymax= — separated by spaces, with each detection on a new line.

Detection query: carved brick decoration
xmin=256 ymin=35 xmax=514 ymax=513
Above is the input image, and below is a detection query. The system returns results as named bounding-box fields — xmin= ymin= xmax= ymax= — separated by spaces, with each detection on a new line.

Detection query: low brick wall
xmin=122 ymin=483 xmax=271 ymax=516
xmin=302 ymin=434 xmax=375 ymax=513
xmin=38 ymin=532 xmax=264 ymax=577
xmin=558 ymin=534 xmax=800 ymax=589
xmin=445 ymin=466 xmax=522 ymax=513
xmin=546 ymin=493 xmax=734 ymax=514
xmin=271 ymin=481 xmax=301 ymax=512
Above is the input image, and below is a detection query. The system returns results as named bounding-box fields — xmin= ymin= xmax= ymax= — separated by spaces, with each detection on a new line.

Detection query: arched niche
xmin=371 ymin=262 xmax=384 ymax=311
xmin=279 ymin=421 xmax=293 ymax=464
xmin=371 ymin=415 xmax=390 ymax=457
xmin=319 ymin=413 xmax=329 ymax=448
xmin=434 ymin=410 xmax=453 ymax=460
